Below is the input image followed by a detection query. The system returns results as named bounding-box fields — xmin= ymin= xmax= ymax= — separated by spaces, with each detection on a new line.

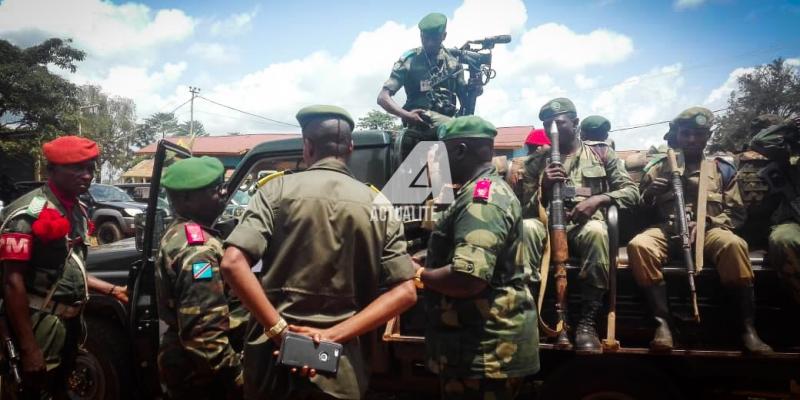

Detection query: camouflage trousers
xmin=399 ymin=110 xmax=452 ymax=160
xmin=627 ymin=226 xmax=753 ymax=287
xmin=440 ymin=377 xmax=523 ymax=400
xmin=158 ymin=338 xmax=243 ymax=400
xmin=768 ymin=222 xmax=800 ymax=304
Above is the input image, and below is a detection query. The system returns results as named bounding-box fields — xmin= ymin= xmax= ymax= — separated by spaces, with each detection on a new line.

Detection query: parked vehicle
xmin=80 ymin=184 xmax=147 ymax=245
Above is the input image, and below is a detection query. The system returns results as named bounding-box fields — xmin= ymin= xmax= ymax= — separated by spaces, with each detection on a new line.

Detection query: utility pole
xmin=77 ymin=104 xmax=99 ymax=136
xmin=189 ymin=86 xmax=200 ymax=137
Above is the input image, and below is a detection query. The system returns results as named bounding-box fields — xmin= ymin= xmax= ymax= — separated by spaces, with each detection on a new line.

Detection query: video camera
xmin=452 ymin=35 xmax=512 ymax=116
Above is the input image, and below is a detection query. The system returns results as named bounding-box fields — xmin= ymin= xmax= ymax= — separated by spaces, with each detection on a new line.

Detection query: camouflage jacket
xmin=520 ymin=141 xmax=639 ymax=220
xmin=0 ymin=185 xmax=89 ymax=305
xmin=425 ymin=168 xmax=539 ymax=379
xmin=750 ymin=120 xmax=800 ymax=224
xmin=155 ymin=217 xmax=240 ymax=375
xmin=641 ymin=151 xmax=745 ymax=231
xmin=383 ymin=46 xmax=465 ymax=114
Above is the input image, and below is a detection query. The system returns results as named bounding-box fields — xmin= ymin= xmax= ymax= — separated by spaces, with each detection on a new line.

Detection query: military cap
xmin=418 ymin=13 xmax=447 ymax=34
xmin=580 ymin=115 xmax=611 ymax=140
xmin=525 ymin=128 xmax=551 ymax=146
xmin=539 ymin=98 xmax=577 ymax=122
xmin=162 ymin=156 xmax=224 ymax=191
xmin=664 ymin=106 xmax=714 ymax=141
xmin=43 ymin=135 xmax=99 ymax=164
xmin=437 ymin=115 xmax=497 ymax=141
xmin=295 ymin=105 xmax=354 ymax=130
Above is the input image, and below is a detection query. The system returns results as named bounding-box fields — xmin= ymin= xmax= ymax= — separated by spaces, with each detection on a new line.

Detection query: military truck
xmin=73 ymin=133 xmax=799 ymax=399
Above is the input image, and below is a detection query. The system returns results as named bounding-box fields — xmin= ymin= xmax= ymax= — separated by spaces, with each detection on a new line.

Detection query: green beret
xmin=418 ymin=13 xmax=447 ymax=34
xmin=539 ymin=97 xmax=577 ymax=122
xmin=437 ymin=115 xmax=497 ymax=141
xmin=580 ymin=115 xmax=611 ymax=140
xmin=663 ymin=106 xmax=714 ymax=141
xmin=295 ymin=105 xmax=354 ymax=130
xmin=162 ymin=156 xmax=224 ymax=191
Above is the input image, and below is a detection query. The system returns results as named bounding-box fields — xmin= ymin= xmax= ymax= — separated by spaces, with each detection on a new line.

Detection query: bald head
xmin=301 ymin=117 xmax=354 ymax=163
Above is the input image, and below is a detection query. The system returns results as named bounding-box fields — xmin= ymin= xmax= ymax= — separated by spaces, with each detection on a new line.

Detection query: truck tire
xmin=96 ymin=221 xmax=123 ymax=245
xmin=68 ymin=317 xmax=134 ymax=400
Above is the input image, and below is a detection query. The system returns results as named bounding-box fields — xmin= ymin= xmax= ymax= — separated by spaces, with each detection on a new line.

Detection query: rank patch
xmin=192 ymin=261 xmax=213 ymax=280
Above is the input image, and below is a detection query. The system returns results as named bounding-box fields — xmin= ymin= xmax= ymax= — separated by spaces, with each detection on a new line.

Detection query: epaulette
xmin=643 ymin=153 xmax=668 ymax=173
xmin=473 ymin=178 xmax=491 ymax=202
xmin=26 ymin=196 xmax=47 ymax=218
xmin=400 ymin=48 xmax=419 ymax=61
xmin=184 ymin=222 xmax=206 ymax=245
xmin=252 ymin=170 xmax=290 ymax=194
xmin=365 ymin=183 xmax=382 ymax=194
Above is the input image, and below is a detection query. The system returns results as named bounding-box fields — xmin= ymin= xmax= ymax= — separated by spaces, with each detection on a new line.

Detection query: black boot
xmin=642 ymin=282 xmax=674 ymax=351
xmin=575 ymin=285 xmax=604 ymax=354
xmin=733 ymin=285 xmax=774 ymax=355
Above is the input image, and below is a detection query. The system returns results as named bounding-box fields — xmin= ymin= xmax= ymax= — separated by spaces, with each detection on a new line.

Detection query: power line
xmin=197 ymin=95 xmax=299 ymax=127
xmin=610 ymin=107 xmax=730 ymax=133
xmin=168 ymin=98 xmax=192 ymax=115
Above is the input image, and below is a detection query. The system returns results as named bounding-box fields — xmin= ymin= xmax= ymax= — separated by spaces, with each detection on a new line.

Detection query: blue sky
xmin=1 ymin=0 xmax=798 ymax=149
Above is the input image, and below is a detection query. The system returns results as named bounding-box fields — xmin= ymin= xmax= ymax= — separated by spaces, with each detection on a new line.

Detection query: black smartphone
xmin=277 ymin=332 xmax=342 ymax=374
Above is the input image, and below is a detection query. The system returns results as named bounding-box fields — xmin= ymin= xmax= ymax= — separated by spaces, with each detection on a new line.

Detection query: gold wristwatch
xmin=414 ymin=268 xmax=425 ymax=290
xmin=265 ymin=318 xmax=288 ymax=339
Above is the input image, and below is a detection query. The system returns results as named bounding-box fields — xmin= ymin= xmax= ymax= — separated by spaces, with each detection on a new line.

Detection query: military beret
xmin=663 ymin=106 xmax=714 ymax=141
xmin=525 ymin=128 xmax=551 ymax=146
xmin=43 ymin=135 xmax=99 ymax=164
xmin=162 ymin=156 xmax=224 ymax=191
xmin=437 ymin=115 xmax=497 ymax=141
xmin=418 ymin=13 xmax=447 ymax=34
xmin=539 ymin=98 xmax=577 ymax=122
xmin=580 ymin=115 xmax=611 ymax=140
xmin=295 ymin=105 xmax=354 ymax=130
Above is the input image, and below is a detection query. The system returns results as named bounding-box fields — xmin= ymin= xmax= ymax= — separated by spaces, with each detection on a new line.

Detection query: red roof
xmin=136 ymin=133 xmax=299 ymax=156
xmin=496 ymin=126 xmax=533 ymax=150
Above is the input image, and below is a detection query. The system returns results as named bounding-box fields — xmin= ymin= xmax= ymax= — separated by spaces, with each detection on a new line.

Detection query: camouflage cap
xmin=437 ymin=115 xmax=497 ymax=141
xmin=750 ymin=113 xmax=782 ymax=134
xmin=295 ymin=104 xmax=354 ymax=130
xmin=418 ymin=13 xmax=447 ymax=34
xmin=539 ymin=97 xmax=577 ymax=122
xmin=162 ymin=156 xmax=224 ymax=191
xmin=580 ymin=115 xmax=611 ymax=140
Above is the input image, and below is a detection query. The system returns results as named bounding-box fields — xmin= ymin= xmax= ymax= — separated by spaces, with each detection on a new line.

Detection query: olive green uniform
xmin=224 ymin=158 xmax=415 ymax=400
xmin=750 ymin=119 xmax=800 ymax=303
xmin=425 ymin=168 xmax=539 ymax=399
xmin=155 ymin=217 xmax=243 ymax=399
xmin=627 ymin=152 xmax=753 ymax=287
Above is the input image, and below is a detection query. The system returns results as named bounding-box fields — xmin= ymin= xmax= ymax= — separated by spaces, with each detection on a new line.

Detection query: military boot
xmin=734 ymin=285 xmax=774 ymax=355
xmin=642 ymin=282 xmax=674 ymax=351
xmin=575 ymin=286 xmax=604 ymax=354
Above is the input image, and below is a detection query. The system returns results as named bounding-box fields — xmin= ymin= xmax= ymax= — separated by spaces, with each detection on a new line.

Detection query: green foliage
xmin=134 ymin=112 xmax=179 ymax=147
xmin=356 ymin=109 xmax=400 ymax=131
xmin=176 ymin=120 xmax=208 ymax=137
xmin=710 ymin=58 xmax=800 ymax=152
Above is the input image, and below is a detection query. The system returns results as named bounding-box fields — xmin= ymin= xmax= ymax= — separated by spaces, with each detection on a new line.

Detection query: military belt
xmin=27 ymin=295 xmax=82 ymax=319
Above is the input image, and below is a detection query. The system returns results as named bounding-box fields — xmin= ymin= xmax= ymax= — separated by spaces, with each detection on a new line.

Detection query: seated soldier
xmin=628 ymin=107 xmax=773 ymax=355
xmin=580 ymin=115 xmax=615 ymax=149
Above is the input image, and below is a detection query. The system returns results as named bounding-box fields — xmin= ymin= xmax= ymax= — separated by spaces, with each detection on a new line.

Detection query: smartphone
xmin=277 ymin=332 xmax=342 ymax=374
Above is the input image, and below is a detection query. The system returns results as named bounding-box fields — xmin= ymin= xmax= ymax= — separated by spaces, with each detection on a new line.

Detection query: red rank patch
xmin=473 ymin=178 xmax=492 ymax=202
xmin=0 ymin=233 xmax=33 ymax=261
xmin=184 ymin=223 xmax=206 ymax=245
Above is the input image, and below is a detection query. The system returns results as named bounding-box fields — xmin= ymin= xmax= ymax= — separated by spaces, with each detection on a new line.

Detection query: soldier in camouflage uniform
xmin=580 ymin=115 xmax=615 ymax=149
xmin=156 ymin=156 xmax=243 ymax=399
xmin=628 ymin=107 xmax=773 ymax=354
xmin=415 ymin=115 xmax=539 ymax=399
xmin=378 ymin=12 xmax=467 ymax=159
xmin=221 ymin=105 xmax=417 ymax=400
xmin=520 ymin=98 xmax=639 ymax=353
xmin=749 ymin=115 xmax=800 ymax=304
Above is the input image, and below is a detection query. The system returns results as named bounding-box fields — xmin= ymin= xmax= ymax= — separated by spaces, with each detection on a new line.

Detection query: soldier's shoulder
xmin=643 ymin=153 xmax=668 ymax=174
xmin=398 ymin=47 xmax=422 ymax=62
xmin=2 ymin=187 xmax=46 ymax=221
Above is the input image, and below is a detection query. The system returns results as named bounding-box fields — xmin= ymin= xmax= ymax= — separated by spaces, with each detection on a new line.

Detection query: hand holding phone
xmin=277 ymin=332 xmax=342 ymax=375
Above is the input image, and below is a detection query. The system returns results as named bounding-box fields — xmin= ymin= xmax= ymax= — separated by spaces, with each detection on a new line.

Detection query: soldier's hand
xmin=113 ymin=285 xmax=129 ymax=304
xmin=402 ymin=109 xmax=428 ymax=127
xmin=542 ymin=163 xmax=567 ymax=190
xmin=271 ymin=350 xmax=317 ymax=378
xmin=568 ymin=195 xmax=609 ymax=224
xmin=643 ymin=178 xmax=670 ymax=201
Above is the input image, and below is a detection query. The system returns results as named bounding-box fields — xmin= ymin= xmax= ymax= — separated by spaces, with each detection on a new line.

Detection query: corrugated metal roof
xmin=495 ymin=126 xmax=533 ymax=150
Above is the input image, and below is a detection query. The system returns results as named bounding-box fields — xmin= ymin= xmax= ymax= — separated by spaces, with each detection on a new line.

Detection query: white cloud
xmin=674 ymin=0 xmax=706 ymax=10
xmin=210 ymin=8 xmax=258 ymax=37
xmin=574 ymin=74 xmax=598 ymax=90
xmin=704 ymin=66 xmax=751 ymax=109
xmin=187 ymin=42 xmax=238 ymax=64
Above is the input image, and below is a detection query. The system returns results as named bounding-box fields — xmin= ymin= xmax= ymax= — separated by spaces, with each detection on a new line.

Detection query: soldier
xmin=521 ymin=98 xmax=639 ymax=353
xmin=220 ymin=105 xmax=417 ymax=400
xmin=0 ymin=135 xmax=128 ymax=397
xmin=414 ymin=115 xmax=539 ymax=399
xmin=580 ymin=115 xmax=615 ymax=149
xmin=155 ymin=156 xmax=243 ymax=399
xmin=628 ymin=107 xmax=773 ymax=354
xmin=749 ymin=114 xmax=800 ymax=304
xmin=378 ymin=12 xmax=467 ymax=159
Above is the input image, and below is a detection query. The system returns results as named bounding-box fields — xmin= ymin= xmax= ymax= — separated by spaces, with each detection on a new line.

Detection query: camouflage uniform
xmin=0 ymin=184 xmax=89 ymax=394
xmin=750 ymin=118 xmax=800 ymax=303
xmin=156 ymin=217 xmax=243 ymax=399
xmin=425 ymin=167 xmax=539 ymax=398
xmin=224 ymin=158 xmax=415 ymax=400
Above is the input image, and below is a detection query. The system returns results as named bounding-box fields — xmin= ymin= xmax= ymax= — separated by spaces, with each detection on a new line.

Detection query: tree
xmin=134 ymin=112 xmax=179 ymax=147
xmin=176 ymin=120 xmax=208 ymax=136
xmin=357 ymin=109 xmax=400 ymax=131
xmin=710 ymin=58 xmax=800 ymax=152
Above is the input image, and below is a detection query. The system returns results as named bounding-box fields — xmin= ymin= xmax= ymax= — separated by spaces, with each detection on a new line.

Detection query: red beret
xmin=525 ymin=128 xmax=551 ymax=146
xmin=43 ymin=135 xmax=99 ymax=164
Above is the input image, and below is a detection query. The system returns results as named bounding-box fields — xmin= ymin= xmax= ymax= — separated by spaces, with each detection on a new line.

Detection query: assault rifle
xmin=0 ymin=302 xmax=22 ymax=390
xmin=548 ymin=122 xmax=572 ymax=347
xmin=452 ymin=35 xmax=511 ymax=116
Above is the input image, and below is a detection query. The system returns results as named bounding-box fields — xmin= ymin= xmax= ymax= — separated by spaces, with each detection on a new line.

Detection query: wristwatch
xmin=414 ymin=268 xmax=425 ymax=290
xmin=265 ymin=318 xmax=288 ymax=339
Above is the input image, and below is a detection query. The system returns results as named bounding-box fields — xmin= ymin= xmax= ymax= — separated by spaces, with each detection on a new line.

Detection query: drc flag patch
xmin=192 ymin=261 xmax=213 ymax=280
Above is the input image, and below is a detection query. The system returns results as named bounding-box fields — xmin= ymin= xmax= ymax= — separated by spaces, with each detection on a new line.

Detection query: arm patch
xmin=0 ymin=233 xmax=33 ymax=261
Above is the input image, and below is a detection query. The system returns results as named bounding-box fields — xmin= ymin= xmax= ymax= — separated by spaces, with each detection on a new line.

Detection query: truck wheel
xmin=68 ymin=317 xmax=133 ymax=400
xmin=96 ymin=221 xmax=123 ymax=245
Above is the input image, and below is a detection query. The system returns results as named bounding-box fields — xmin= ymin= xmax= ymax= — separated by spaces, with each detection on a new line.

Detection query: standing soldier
xmin=0 ymin=135 xmax=127 ymax=397
xmin=220 ymin=105 xmax=417 ymax=400
xmin=628 ymin=107 xmax=773 ymax=354
xmin=580 ymin=115 xmax=615 ymax=149
xmin=749 ymin=115 xmax=800 ymax=304
xmin=521 ymin=98 xmax=639 ymax=353
xmin=378 ymin=12 xmax=467 ymax=159
xmin=416 ymin=115 xmax=539 ymax=399
xmin=155 ymin=156 xmax=243 ymax=399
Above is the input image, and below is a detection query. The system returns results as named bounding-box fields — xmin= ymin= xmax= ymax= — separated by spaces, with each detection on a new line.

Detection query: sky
xmin=0 ymin=0 xmax=799 ymax=150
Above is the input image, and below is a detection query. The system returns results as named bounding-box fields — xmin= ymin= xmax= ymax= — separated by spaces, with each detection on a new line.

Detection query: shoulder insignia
xmin=401 ymin=49 xmax=417 ymax=61
xmin=366 ymin=183 xmax=382 ymax=194
xmin=254 ymin=171 xmax=286 ymax=192
xmin=191 ymin=261 xmax=213 ymax=280
xmin=26 ymin=196 xmax=47 ymax=218
xmin=184 ymin=222 xmax=206 ymax=245
xmin=473 ymin=178 xmax=491 ymax=202
xmin=643 ymin=154 xmax=668 ymax=173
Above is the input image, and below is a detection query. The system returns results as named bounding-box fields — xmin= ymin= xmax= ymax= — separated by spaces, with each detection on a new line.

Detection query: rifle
xmin=548 ymin=122 xmax=571 ymax=347
xmin=451 ymin=35 xmax=511 ymax=116
xmin=666 ymin=149 xmax=701 ymax=323
xmin=0 ymin=304 xmax=22 ymax=390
